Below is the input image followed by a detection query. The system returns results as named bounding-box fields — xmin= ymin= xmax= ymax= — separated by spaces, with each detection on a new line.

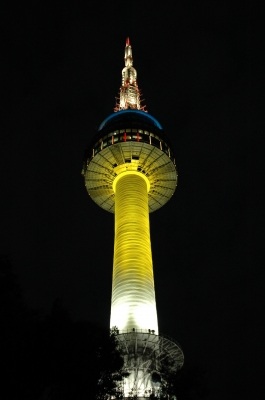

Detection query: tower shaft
xmin=111 ymin=172 xmax=158 ymax=333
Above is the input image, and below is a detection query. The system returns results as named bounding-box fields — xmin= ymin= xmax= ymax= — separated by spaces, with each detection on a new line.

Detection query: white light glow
xmin=110 ymin=172 xmax=158 ymax=333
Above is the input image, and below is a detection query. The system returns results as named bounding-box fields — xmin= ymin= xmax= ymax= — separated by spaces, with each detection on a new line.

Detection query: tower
xmin=82 ymin=38 xmax=184 ymax=398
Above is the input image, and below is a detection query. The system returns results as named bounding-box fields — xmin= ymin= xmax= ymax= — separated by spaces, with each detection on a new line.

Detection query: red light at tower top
xmin=126 ymin=37 xmax=130 ymax=46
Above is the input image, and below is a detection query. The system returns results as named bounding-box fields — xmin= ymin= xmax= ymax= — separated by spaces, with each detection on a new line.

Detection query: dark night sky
xmin=1 ymin=2 xmax=259 ymax=399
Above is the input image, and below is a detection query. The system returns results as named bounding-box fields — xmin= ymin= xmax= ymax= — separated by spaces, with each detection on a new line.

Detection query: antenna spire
xmin=114 ymin=38 xmax=146 ymax=112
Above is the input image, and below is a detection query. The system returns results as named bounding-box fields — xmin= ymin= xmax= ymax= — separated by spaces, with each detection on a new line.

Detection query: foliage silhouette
xmin=0 ymin=256 xmax=124 ymax=400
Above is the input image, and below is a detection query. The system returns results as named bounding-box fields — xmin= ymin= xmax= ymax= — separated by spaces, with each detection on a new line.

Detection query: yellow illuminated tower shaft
xmin=111 ymin=172 xmax=158 ymax=333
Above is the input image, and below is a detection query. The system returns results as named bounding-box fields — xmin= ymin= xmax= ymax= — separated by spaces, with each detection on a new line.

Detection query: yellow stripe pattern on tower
xmin=110 ymin=171 xmax=158 ymax=333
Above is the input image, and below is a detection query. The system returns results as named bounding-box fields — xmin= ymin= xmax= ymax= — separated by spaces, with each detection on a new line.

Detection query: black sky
xmin=1 ymin=2 xmax=258 ymax=399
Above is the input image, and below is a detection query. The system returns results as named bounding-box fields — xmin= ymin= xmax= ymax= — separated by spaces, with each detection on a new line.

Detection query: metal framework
xmin=116 ymin=330 xmax=184 ymax=398
xmin=114 ymin=37 xmax=146 ymax=111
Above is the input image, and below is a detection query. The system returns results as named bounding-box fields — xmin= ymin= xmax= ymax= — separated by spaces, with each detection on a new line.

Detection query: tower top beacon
xmin=124 ymin=37 xmax=133 ymax=67
xmin=115 ymin=37 xmax=146 ymax=112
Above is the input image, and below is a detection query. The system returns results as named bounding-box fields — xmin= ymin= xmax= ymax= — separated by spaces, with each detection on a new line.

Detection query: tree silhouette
xmin=0 ymin=256 xmax=124 ymax=400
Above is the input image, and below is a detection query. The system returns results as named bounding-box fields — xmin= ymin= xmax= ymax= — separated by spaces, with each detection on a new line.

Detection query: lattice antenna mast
xmin=115 ymin=37 xmax=146 ymax=112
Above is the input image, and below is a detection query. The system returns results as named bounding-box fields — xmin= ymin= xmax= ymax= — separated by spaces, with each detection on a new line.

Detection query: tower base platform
xmin=115 ymin=330 xmax=184 ymax=398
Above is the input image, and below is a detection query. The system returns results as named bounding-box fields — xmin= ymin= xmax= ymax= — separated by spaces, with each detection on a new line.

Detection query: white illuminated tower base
xmin=117 ymin=332 xmax=183 ymax=398
xmin=82 ymin=38 xmax=184 ymax=398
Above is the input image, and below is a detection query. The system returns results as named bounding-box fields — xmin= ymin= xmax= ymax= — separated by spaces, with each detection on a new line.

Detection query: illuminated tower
xmin=82 ymin=38 xmax=184 ymax=398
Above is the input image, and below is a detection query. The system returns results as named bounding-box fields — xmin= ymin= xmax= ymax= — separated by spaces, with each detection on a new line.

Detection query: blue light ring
xmin=99 ymin=110 xmax=163 ymax=131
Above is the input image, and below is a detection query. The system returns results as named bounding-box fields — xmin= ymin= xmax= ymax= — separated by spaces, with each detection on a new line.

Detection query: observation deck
xmin=82 ymin=110 xmax=178 ymax=213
